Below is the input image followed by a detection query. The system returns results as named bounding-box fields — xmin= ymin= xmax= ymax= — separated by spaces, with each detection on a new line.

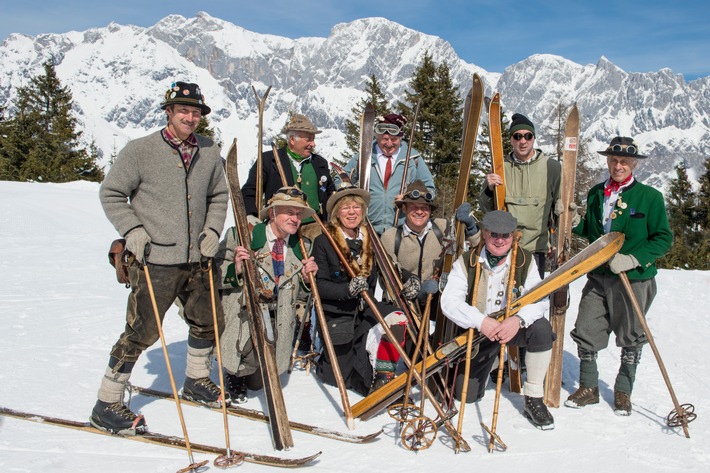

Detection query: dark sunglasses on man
xmin=512 ymin=132 xmax=534 ymax=141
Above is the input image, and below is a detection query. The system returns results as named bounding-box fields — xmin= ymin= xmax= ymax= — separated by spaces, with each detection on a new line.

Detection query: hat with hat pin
xmin=597 ymin=136 xmax=647 ymax=159
xmin=259 ymin=186 xmax=316 ymax=221
xmin=282 ymin=114 xmax=322 ymax=135
xmin=161 ymin=81 xmax=211 ymax=115
xmin=394 ymin=180 xmax=438 ymax=210
xmin=325 ymin=183 xmax=371 ymax=219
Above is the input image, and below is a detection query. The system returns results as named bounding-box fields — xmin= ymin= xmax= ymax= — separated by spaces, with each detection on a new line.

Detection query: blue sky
xmin=3 ymin=1 xmax=707 ymax=80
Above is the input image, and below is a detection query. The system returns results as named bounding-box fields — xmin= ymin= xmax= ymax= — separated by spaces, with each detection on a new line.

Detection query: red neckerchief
xmin=604 ymin=174 xmax=633 ymax=197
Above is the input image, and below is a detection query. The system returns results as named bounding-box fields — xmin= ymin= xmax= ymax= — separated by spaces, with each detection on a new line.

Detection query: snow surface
xmin=0 ymin=180 xmax=707 ymax=472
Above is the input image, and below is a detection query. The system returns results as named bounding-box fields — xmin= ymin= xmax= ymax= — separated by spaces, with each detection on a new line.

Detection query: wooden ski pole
xmin=207 ymin=260 xmax=244 ymax=467
xmin=392 ymin=98 xmax=421 ymax=227
xmin=143 ymin=262 xmax=208 ymax=472
xmin=481 ymin=232 xmax=522 ymax=452
xmin=618 ymin=272 xmax=695 ymax=438
xmin=455 ymin=242 xmax=483 ymax=453
xmin=270 ymin=143 xmax=355 ymax=430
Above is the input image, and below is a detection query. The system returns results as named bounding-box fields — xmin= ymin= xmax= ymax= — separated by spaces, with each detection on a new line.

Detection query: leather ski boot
xmin=90 ymin=400 xmax=147 ymax=435
xmin=564 ymin=386 xmax=600 ymax=408
xmin=613 ymin=391 xmax=632 ymax=416
xmin=369 ymin=370 xmax=396 ymax=394
xmin=225 ymin=372 xmax=248 ymax=404
xmin=183 ymin=377 xmax=230 ymax=408
xmin=523 ymin=396 xmax=555 ymax=430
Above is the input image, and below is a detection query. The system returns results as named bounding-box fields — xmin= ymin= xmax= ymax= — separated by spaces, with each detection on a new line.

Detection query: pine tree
xmin=2 ymin=61 xmax=103 ymax=182
xmin=339 ymin=74 xmax=388 ymax=164
xmin=694 ymin=157 xmax=710 ymax=269
xmin=658 ymin=160 xmax=697 ymax=268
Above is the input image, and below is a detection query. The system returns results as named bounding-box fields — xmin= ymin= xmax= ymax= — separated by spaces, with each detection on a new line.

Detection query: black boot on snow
xmin=90 ymin=400 xmax=147 ymax=435
xmin=182 ymin=377 xmax=230 ymax=408
xmin=369 ymin=370 xmax=396 ymax=395
xmin=225 ymin=372 xmax=248 ymax=404
xmin=523 ymin=396 xmax=555 ymax=430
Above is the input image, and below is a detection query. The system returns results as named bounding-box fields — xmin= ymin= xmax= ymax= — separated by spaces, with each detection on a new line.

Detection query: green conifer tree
xmin=3 ymin=61 xmax=103 ymax=182
xmin=659 ymin=160 xmax=697 ymax=268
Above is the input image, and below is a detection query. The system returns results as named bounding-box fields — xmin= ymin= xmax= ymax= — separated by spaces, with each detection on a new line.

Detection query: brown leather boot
xmin=369 ymin=370 xmax=396 ymax=394
xmin=613 ymin=391 xmax=632 ymax=416
xmin=564 ymin=386 xmax=600 ymax=408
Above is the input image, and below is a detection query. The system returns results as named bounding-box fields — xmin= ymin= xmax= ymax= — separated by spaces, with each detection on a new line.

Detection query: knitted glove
xmin=455 ymin=203 xmax=478 ymax=237
xmin=401 ymin=276 xmax=421 ymax=300
xmin=609 ymin=254 xmax=639 ymax=274
xmin=570 ymin=202 xmax=582 ymax=227
xmin=125 ymin=227 xmax=151 ymax=263
xmin=347 ymin=276 xmax=369 ymax=298
xmin=199 ymin=230 xmax=220 ymax=258
xmin=417 ymin=279 xmax=439 ymax=304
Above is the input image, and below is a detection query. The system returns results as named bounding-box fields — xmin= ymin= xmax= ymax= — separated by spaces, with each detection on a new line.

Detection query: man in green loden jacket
xmin=565 ymin=136 xmax=672 ymax=416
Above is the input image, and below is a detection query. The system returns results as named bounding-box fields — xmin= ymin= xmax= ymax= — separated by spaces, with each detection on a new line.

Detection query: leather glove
xmin=401 ymin=276 xmax=421 ymax=300
xmin=455 ymin=202 xmax=478 ymax=237
xmin=199 ymin=230 xmax=220 ymax=258
xmin=417 ymin=279 xmax=439 ymax=304
xmin=609 ymin=254 xmax=639 ymax=274
xmin=347 ymin=275 xmax=369 ymax=298
xmin=125 ymin=227 xmax=151 ymax=263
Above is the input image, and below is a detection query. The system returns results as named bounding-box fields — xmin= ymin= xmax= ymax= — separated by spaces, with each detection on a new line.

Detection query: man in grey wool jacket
xmin=91 ymin=81 xmax=229 ymax=435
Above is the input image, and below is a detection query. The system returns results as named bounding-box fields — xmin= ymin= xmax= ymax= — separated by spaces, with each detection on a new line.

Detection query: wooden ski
xmin=225 ymin=139 xmax=293 ymax=450
xmin=544 ymin=104 xmax=580 ymax=407
xmin=0 ymin=407 xmax=320 ymax=468
xmin=132 ymin=385 xmax=382 ymax=443
xmin=431 ymin=73 xmax=484 ymax=347
xmin=252 ymin=85 xmax=272 ymax=211
xmin=358 ymin=102 xmax=375 ymax=192
xmin=488 ymin=92 xmax=522 ymax=393
xmin=352 ymin=232 xmax=624 ymax=420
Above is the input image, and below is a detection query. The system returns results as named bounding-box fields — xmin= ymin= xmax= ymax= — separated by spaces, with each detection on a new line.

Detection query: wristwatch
xmin=515 ymin=314 xmax=526 ymax=329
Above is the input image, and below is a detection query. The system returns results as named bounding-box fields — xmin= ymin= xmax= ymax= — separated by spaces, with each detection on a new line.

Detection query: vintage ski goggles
xmin=404 ymin=189 xmax=434 ymax=202
xmin=374 ymin=123 xmax=402 ymax=136
xmin=274 ymin=187 xmax=308 ymax=202
xmin=512 ymin=132 xmax=534 ymax=141
xmin=608 ymin=143 xmax=638 ymax=155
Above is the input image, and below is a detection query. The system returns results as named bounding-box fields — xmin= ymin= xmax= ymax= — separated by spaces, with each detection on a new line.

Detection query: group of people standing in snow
xmin=90 ymin=80 xmax=672 ymax=438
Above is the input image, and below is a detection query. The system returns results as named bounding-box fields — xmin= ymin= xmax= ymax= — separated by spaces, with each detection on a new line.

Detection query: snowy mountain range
xmin=1 ymin=12 xmax=708 ymax=186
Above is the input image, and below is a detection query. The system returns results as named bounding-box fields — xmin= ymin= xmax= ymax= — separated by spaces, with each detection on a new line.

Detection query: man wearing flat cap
xmin=339 ymin=113 xmax=435 ymax=235
xmin=217 ymin=187 xmax=319 ymax=402
xmin=441 ymin=210 xmax=556 ymax=430
xmin=565 ymin=136 xmax=672 ymax=416
xmin=242 ymin=114 xmax=335 ymax=236
xmin=93 ymin=81 xmax=229 ymax=433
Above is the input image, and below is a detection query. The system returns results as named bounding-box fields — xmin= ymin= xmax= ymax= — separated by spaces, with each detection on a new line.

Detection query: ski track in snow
xmin=0 ymin=181 xmax=706 ymax=472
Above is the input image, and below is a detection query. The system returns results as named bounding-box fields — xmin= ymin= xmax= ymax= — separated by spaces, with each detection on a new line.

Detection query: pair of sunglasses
xmin=512 ymin=132 xmax=534 ymax=141
xmin=609 ymin=143 xmax=638 ymax=155
xmin=274 ymin=187 xmax=307 ymax=202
